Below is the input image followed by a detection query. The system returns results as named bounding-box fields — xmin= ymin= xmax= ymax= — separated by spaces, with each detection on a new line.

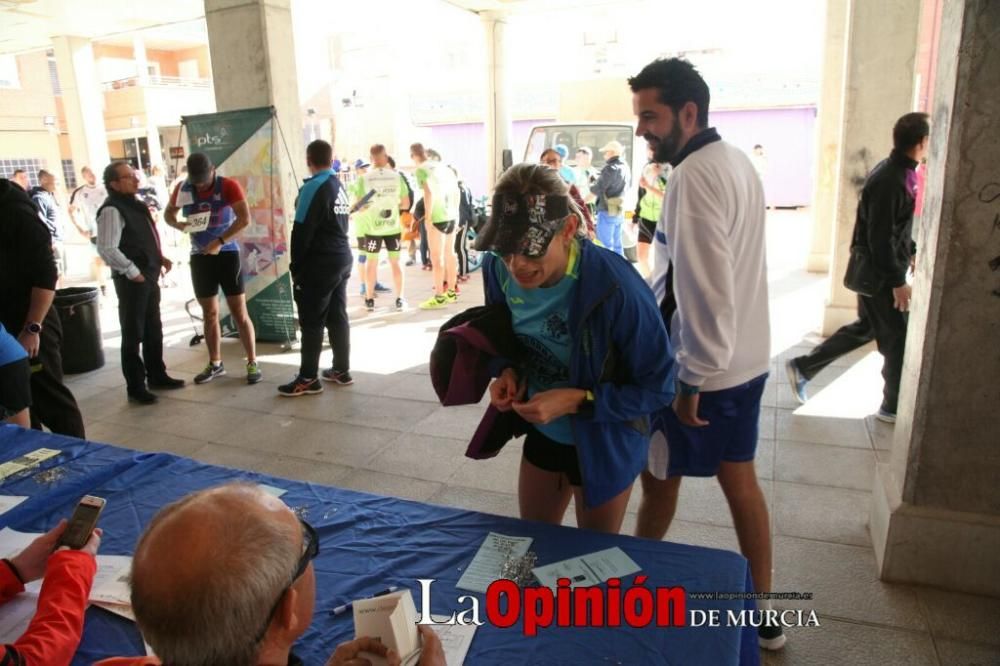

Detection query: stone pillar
xmin=821 ymin=0 xmax=921 ymax=334
xmin=50 ymin=36 xmax=110 ymax=174
xmin=203 ymin=0 xmax=303 ymax=183
xmin=133 ymin=35 xmax=149 ymax=85
xmin=871 ymin=0 xmax=1000 ymax=597
xmin=145 ymin=126 xmax=163 ymax=170
xmin=483 ymin=11 xmax=512 ymax=191
xmin=806 ymin=0 xmax=848 ymax=274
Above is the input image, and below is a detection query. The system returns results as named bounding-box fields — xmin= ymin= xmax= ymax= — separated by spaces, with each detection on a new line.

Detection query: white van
xmin=523 ymin=122 xmax=647 ymax=255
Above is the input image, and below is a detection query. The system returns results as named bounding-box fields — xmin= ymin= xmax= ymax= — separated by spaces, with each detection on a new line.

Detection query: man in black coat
xmin=787 ymin=112 xmax=930 ymax=423
xmin=96 ymin=162 xmax=185 ymax=404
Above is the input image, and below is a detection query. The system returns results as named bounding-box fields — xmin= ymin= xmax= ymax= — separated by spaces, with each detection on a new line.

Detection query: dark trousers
xmin=113 ymin=274 xmax=167 ymax=394
xmin=455 ymin=220 xmax=469 ymax=276
xmin=28 ymin=307 xmax=85 ymax=438
xmin=794 ymin=291 xmax=907 ymax=412
xmin=295 ymin=258 xmax=352 ymax=379
xmin=418 ymin=219 xmax=430 ymax=267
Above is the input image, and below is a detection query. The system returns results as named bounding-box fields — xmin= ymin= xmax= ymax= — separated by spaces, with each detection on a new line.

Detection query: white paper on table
xmin=0 ymin=527 xmax=40 ymax=558
xmin=0 ymin=593 xmax=38 ymax=642
xmin=354 ymin=589 xmax=420 ymax=666
xmin=580 ymin=547 xmax=641 ymax=581
xmin=532 ymin=547 xmax=641 ymax=591
xmin=532 ymin=557 xmax=601 ymax=590
xmin=427 ymin=616 xmax=477 ymax=666
xmin=90 ymin=555 xmax=133 ymax=606
xmin=0 ymin=496 xmax=27 ymax=515
xmin=0 ymin=528 xmax=42 ymax=594
xmin=93 ymin=601 xmax=136 ymax=622
xmin=256 ymin=484 xmax=287 ymax=498
xmin=0 ymin=448 xmax=60 ymax=482
xmin=455 ymin=533 xmax=533 ymax=594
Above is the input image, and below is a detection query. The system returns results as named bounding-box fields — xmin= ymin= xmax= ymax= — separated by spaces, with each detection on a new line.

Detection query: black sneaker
xmin=321 ymin=369 xmax=354 ymax=385
xmin=128 ymin=389 xmax=158 ymax=405
xmin=395 ymin=297 xmax=406 ymax=311
xmin=148 ymin=375 xmax=186 ymax=390
xmin=277 ymin=376 xmax=323 ymax=397
xmin=365 ymin=298 xmax=376 ymax=312
xmin=758 ymin=621 xmax=787 ymax=651
xmin=194 ymin=362 xmax=226 ymax=385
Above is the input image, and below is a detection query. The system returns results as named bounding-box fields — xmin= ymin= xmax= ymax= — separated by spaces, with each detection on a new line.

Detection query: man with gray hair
xmin=590 ymin=141 xmax=630 ymax=256
xmin=96 ymin=483 xmax=444 ymax=666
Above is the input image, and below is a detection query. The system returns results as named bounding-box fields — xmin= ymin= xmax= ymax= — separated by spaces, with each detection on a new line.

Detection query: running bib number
xmin=185 ymin=211 xmax=211 ymax=233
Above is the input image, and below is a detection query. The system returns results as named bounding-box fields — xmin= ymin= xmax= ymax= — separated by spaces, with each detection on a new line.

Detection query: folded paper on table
xmin=354 ymin=589 xmax=420 ymax=666
xmin=91 ymin=555 xmax=133 ymax=606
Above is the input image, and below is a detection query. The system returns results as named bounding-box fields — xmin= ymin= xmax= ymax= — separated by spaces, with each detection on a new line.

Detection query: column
xmin=821 ymin=0 xmax=921 ymax=334
xmin=871 ymin=0 xmax=1000 ymax=596
xmin=806 ymin=0 xmax=848 ymax=274
xmin=203 ymin=0 xmax=303 ymax=190
xmin=483 ymin=11 xmax=512 ymax=191
xmin=133 ymin=35 xmax=149 ymax=85
xmin=145 ymin=126 xmax=163 ymax=170
xmin=50 ymin=36 xmax=110 ymax=174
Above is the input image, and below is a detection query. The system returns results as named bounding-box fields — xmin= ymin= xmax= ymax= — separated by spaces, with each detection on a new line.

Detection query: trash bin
xmin=54 ymin=287 xmax=105 ymax=374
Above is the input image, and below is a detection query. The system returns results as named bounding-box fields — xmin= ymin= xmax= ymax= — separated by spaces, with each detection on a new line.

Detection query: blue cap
xmin=354 ymin=158 xmax=370 ymax=169
xmin=332 ymin=159 xmax=341 ymax=172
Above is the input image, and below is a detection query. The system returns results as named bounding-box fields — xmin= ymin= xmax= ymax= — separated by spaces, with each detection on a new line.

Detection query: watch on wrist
xmin=24 ymin=322 xmax=42 ymax=335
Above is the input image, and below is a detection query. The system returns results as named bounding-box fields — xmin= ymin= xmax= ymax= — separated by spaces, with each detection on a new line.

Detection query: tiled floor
xmin=59 ymin=211 xmax=999 ymax=665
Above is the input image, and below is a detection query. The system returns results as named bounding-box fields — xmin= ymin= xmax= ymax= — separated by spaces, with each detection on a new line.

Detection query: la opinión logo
xmin=416 ymin=577 xmax=686 ymax=636
xmin=416 ymin=579 xmax=822 ymax=635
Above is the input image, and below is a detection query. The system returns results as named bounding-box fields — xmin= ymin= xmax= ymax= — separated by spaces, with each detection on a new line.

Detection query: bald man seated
xmin=96 ymin=483 xmax=444 ymax=666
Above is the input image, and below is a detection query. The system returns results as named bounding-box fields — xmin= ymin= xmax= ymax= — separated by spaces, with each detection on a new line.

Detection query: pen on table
xmin=330 ymin=585 xmax=399 ymax=615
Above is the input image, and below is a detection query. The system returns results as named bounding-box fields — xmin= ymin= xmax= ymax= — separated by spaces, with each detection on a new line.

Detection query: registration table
xmin=0 ymin=425 xmax=759 ymax=665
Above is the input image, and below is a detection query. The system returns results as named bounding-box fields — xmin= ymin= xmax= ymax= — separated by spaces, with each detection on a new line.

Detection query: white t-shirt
xmin=651 ymin=139 xmax=770 ymax=392
xmin=70 ymin=184 xmax=108 ymax=235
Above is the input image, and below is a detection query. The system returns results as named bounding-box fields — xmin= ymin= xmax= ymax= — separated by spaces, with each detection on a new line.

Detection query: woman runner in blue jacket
xmin=478 ymin=163 xmax=675 ymax=533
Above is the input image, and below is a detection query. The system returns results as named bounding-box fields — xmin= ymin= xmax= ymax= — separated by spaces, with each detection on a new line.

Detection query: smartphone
xmin=57 ymin=495 xmax=106 ymax=550
xmin=350 ymin=189 xmax=377 ymax=213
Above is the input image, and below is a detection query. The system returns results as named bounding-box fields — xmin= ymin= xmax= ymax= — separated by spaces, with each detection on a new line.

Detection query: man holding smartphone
xmin=98 ymin=162 xmax=186 ymax=405
xmin=1 ymin=513 xmax=101 ymax=665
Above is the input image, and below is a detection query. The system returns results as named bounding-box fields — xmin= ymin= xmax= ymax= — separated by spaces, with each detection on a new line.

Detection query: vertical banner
xmin=182 ymin=107 xmax=295 ymax=343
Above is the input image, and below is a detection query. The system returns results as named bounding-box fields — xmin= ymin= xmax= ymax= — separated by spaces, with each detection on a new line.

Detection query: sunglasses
xmin=253 ymin=517 xmax=319 ymax=644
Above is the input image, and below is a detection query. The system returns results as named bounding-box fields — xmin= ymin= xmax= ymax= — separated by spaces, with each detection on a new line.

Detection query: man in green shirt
xmin=355 ymin=144 xmax=410 ymax=311
xmin=411 ymin=143 xmax=460 ymax=310
xmin=349 ymin=160 xmax=390 ymax=299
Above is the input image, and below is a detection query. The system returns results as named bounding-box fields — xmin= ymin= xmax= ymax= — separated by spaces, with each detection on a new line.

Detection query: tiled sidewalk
xmin=62 ymin=210 xmax=999 ymax=665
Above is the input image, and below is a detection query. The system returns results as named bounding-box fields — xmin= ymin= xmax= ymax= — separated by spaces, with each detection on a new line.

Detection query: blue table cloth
xmin=0 ymin=425 xmax=759 ymax=665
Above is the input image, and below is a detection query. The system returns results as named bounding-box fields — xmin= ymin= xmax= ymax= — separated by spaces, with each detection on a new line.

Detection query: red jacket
xmin=1 ymin=551 xmax=96 ymax=666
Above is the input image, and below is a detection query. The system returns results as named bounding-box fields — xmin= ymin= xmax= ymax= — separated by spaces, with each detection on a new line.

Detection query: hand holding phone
xmin=56 ymin=495 xmax=106 ymax=550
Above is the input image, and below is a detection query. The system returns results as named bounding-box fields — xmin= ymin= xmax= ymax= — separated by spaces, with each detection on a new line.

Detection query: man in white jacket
xmin=629 ymin=58 xmax=783 ymax=651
